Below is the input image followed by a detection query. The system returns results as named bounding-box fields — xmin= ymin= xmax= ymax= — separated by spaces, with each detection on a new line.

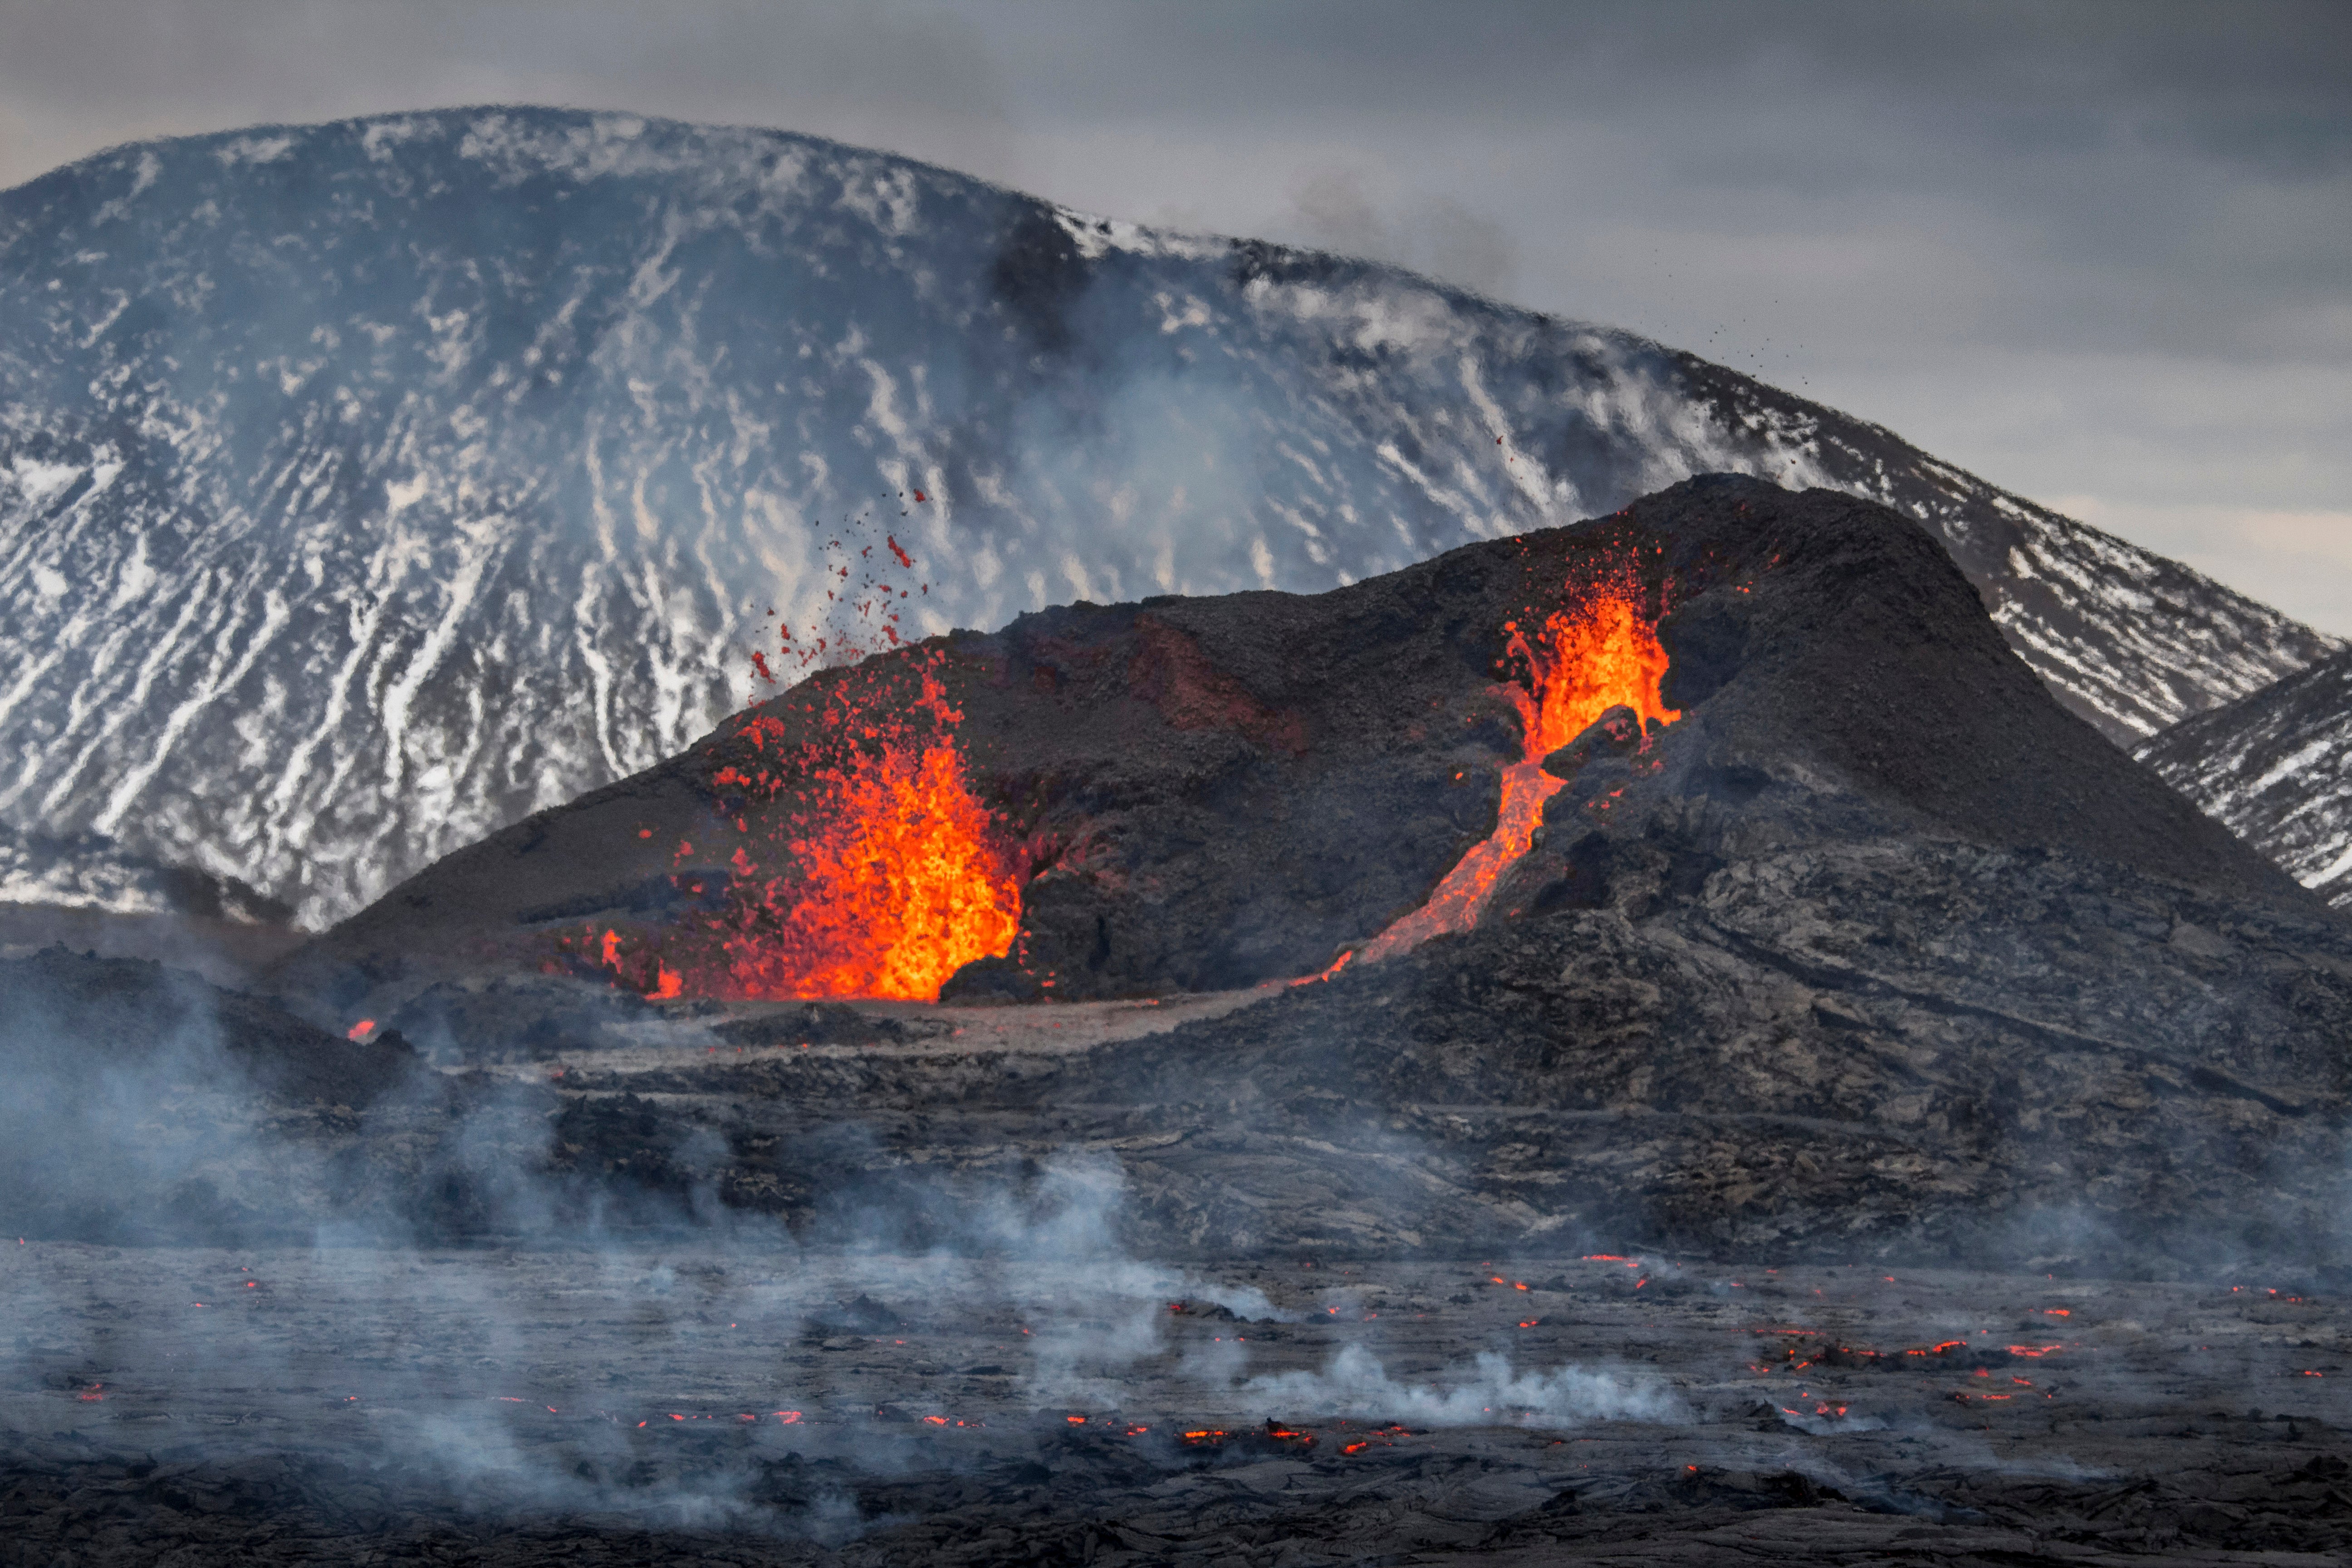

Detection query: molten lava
xmin=578 ymin=539 xmax=1672 ymax=1000
xmin=1356 ymin=564 xmax=1679 ymax=963
xmin=569 ymin=656 xmax=1024 ymax=1003
xmin=714 ymin=709 xmax=1023 ymax=1000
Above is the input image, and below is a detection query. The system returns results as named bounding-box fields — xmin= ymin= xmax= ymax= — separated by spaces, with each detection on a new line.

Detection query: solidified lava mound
xmin=267 ymin=475 xmax=2352 ymax=1266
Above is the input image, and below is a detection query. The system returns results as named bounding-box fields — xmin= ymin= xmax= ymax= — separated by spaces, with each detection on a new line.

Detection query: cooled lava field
xmin=6 ymin=476 xmax=2352 ymax=1563
xmin=10 ymin=1239 xmax=2352 ymax=1564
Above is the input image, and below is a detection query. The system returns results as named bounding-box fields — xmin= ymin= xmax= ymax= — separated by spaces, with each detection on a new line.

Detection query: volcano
xmin=11 ymin=475 xmax=2352 ymax=1565
xmin=0 ymin=107 xmax=2336 ymax=929
xmin=275 ymin=475 xmax=2350 ymax=1266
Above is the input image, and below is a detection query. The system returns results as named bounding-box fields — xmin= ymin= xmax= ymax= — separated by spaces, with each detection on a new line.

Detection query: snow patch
xmin=214 ymin=134 xmax=295 ymax=167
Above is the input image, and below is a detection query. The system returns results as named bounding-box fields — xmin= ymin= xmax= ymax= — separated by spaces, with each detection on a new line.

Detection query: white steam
xmin=1243 ymin=1341 xmax=1683 ymax=1427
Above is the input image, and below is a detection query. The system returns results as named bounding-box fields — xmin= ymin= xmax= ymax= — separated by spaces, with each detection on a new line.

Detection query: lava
xmin=569 ymin=654 xmax=1024 ymax=1003
xmin=562 ymin=523 xmax=1023 ymax=1003
xmin=1357 ymin=560 xmax=1679 ymax=963
xmin=579 ymin=546 xmax=1674 ymax=999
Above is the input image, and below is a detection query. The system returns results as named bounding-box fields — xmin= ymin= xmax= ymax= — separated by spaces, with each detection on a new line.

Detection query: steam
xmin=1286 ymin=165 xmax=1520 ymax=299
xmin=0 ymin=995 xmax=1677 ymax=1537
xmin=1242 ymin=1341 xmax=1682 ymax=1427
xmin=0 ymin=948 xmax=1677 ymax=1547
xmin=0 ymin=951 xmax=306 ymax=1244
xmin=932 ymin=1153 xmax=1679 ymax=1433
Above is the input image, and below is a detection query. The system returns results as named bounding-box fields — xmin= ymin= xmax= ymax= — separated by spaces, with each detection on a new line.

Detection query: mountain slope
xmin=2137 ymin=648 xmax=2352 ymax=909
xmin=0 ymin=107 xmax=2332 ymax=924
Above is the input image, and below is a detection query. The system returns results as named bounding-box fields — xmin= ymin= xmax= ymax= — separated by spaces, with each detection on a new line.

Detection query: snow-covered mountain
xmin=0 ymin=107 xmax=2335 ymax=926
xmin=2136 ymin=649 xmax=2352 ymax=910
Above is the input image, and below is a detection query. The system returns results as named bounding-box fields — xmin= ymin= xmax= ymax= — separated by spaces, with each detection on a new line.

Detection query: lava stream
xmin=1356 ymin=574 xmax=1678 ymax=964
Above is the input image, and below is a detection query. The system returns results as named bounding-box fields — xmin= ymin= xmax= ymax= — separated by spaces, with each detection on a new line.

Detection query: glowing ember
xmin=1357 ymin=562 xmax=1679 ymax=963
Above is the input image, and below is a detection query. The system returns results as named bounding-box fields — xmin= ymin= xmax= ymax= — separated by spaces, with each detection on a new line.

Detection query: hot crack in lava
xmin=1354 ymin=563 xmax=1679 ymax=965
xmin=563 ymin=657 xmax=1024 ymax=1002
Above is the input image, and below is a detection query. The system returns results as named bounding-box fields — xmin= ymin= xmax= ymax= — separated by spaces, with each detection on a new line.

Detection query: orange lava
xmin=570 ymin=657 xmax=1024 ymax=1003
xmin=714 ymin=718 xmax=1021 ymax=1000
xmin=1356 ymin=565 xmax=1678 ymax=963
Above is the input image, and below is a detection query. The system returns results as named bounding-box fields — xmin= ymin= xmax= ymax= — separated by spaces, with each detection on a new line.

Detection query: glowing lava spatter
xmin=713 ymin=673 xmax=1023 ymax=1000
xmin=731 ymin=672 xmax=1008 ymax=999
xmin=1354 ymin=563 xmax=1679 ymax=964
xmin=565 ymin=652 xmax=1024 ymax=1004
xmin=560 ymin=517 xmax=1025 ymax=1003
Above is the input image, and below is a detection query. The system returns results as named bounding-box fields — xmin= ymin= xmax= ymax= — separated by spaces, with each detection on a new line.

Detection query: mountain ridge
xmin=0 ymin=105 xmax=2332 ymax=925
xmin=2137 ymin=647 xmax=2352 ymax=909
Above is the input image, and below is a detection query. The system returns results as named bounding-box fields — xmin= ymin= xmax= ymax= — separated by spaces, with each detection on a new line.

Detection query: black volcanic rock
xmin=2138 ymin=646 xmax=2352 ymax=911
xmin=712 ymin=1002 xmax=952 ymax=1048
xmin=936 ymin=955 xmax=1049 ymax=1005
xmin=1 ymin=946 xmax=411 ymax=1107
xmin=0 ymin=946 xmax=737 ymax=1245
xmin=290 ymin=475 xmax=2314 ymax=1019
xmin=257 ymin=478 xmax=2352 ymax=1269
xmin=0 ymin=108 xmax=2333 ymax=928
xmin=381 ymin=972 xmax=666 ymax=1062
xmin=1071 ymin=840 xmax=2352 ymax=1262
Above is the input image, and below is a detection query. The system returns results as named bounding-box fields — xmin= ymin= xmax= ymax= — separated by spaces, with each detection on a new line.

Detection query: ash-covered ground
xmin=9 ymin=1237 xmax=2352 ymax=1565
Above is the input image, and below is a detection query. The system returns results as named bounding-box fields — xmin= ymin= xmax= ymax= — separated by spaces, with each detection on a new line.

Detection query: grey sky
xmin=3 ymin=0 xmax=2346 ymax=631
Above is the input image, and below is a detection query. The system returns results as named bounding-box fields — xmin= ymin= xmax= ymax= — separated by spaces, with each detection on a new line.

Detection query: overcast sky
xmin=3 ymin=0 xmax=2346 ymax=632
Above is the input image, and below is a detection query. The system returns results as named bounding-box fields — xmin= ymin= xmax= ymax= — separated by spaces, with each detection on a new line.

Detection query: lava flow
xmin=1355 ymin=559 xmax=1679 ymax=963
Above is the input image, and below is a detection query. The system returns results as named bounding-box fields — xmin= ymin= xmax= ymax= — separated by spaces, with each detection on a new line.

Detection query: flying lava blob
xmin=1354 ymin=558 xmax=1679 ymax=964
